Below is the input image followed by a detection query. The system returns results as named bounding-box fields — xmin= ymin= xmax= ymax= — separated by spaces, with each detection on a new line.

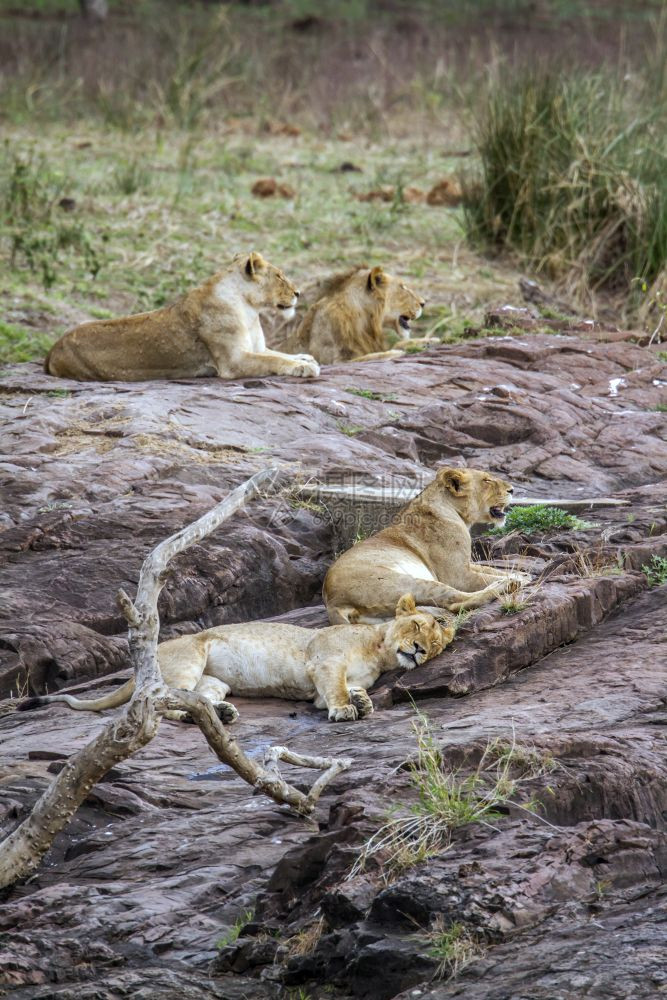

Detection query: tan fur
xmin=21 ymin=597 xmax=453 ymax=724
xmin=282 ymin=266 xmax=427 ymax=364
xmin=44 ymin=252 xmax=320 ymax=382
xmin=323 ymin=467 xmax=533 ymax=624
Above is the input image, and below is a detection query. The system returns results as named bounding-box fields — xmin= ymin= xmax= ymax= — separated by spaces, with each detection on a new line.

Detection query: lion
xmin=323 ymin=467 xmax=532 ymax=624
xmin=19 ymin=596 xmax=453 ymax=723
xmin=280 ymin=265 xmax=431 ymax=364
xmin=44 ymin=252 xmax=320 ymax=382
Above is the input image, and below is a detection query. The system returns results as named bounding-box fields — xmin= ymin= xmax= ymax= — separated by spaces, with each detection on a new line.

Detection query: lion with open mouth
xmin=324 ymin=467 xmax=532 ymax=624
xmin=280 ymin=265 xmax=429 ymax=364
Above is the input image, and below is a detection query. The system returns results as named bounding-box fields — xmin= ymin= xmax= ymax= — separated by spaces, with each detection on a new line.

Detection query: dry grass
xmin=350 ymin=715 xmax=557 ymax=881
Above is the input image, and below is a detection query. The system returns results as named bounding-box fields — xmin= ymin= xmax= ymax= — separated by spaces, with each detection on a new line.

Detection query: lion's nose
xmin=420 ymin=299 xmax=426 ymax=307
xmin=295 ymin=290 xmax=301 ymax=298
xmin=413 ymin=642 xmax=425 ymax=655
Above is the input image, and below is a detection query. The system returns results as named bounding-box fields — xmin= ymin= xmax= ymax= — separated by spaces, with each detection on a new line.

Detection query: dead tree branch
xmin=0 ymin=468 xmax=351 ymax=889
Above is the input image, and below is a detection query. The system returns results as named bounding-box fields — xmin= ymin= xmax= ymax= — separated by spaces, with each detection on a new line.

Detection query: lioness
xmin=282 ymin=266 xmax=429 ymax=364
xmin=44 ymin=252 xmax=320 ymax=382
xmin=19 ymin=596 xmax=452 ymax=723
xmin=324 ymin=467 xmax=532 ymax=624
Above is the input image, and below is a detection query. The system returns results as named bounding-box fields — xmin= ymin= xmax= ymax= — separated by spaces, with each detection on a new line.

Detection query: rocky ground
xmin=0 ymin=329 xmax=666 ymax=998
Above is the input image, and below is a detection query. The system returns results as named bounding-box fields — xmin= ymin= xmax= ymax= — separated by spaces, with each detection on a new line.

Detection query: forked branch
xmin=0 ymin=468 xmax=351 ymax=889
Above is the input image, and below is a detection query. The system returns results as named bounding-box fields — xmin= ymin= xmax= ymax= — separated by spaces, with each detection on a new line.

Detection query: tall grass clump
xmin=463 ymin=67 xmax=667 ymax=315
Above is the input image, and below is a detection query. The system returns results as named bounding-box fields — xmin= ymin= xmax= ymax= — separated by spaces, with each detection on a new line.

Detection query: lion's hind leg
xmin=184 ymin=676 xmax=238 ymax=725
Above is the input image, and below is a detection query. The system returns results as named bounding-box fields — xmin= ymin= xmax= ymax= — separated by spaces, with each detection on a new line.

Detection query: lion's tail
xmin=18 ymin=677 xmax=136 ymax=714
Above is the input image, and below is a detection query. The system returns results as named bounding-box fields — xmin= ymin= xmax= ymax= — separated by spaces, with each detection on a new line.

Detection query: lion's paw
xmin=215 ymin=701 xmax=239 ymax=725
xmin=290 ymin=359 xmax=320 ymax=378
xmin=349 ymin=687 xmax=374 ymax=718
xmin=328 ymin=704 xmax=359 ymax=722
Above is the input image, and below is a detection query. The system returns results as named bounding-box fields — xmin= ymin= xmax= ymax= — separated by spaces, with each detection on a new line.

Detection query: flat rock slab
xmin=1 ymin=587 xmax=665 ymax=998
xmin=1 ymin=334 xmax=666 ymax=698
xmin=0 ymin=335 xmax=666 ymax=998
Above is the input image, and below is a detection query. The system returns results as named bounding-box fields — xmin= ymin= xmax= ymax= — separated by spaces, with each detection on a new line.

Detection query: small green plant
xmin=112 ymin=159 xmax=152 ymax=195
xmin=216 ymin=907 xmax=254 ymax=949
xmin=345 ymin=386 xmax=397 ymax=401
xmin=336 ymin=421 xmax=364 ymax=436
xmin=45 ymin=388 xmax=70 ymax=398
xmin=492 ymin=505 xmax=592 ymax=536
xmin=654 ymin=403 xmax=667 ymax=412
xmin=594 ymin=877 xmax=612 ymax=900
xmin=657 ymin=351 xmax=667 ymax=362
xmin=642 ymin=554 xmax=667 ymax=587
xmin=425 ymin=919 xmax=482 ymax=980
xmin=500 ymin=599 xmax=528 ymax=614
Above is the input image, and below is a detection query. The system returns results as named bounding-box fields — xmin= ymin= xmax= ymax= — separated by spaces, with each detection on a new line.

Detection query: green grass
xmin=216 ymin=908 xmax=254 ymax=949
xmin=336 ymin=421 xmax=364 ymax=436
xmin=491 ymin=504 xmax=593 ymax=536
xmin=642 ymin=554 xmax=667 ymax=586
xmin=425 ymin=921 xmax=482 ymax=980
xmin=500 ymin=600 xmax=528 ymax=614
xmin=345 ymin=386 xmax=397 ymax=401
xmin=0 ymin=319 xmax=53 ymax=364
xmin=351 ymin=715 xmax=550 ymax=879
xmin=463 ymin=67 xmax=667 ymax=316
xmin=654 ymin=403 xmax=667 ymax=412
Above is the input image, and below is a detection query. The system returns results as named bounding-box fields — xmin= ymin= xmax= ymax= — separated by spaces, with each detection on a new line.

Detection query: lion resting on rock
xmin=281 ymin=265 xmax=431 ymax=364
xmin=44 ymin=252 xmax=320 ymax=382
xmin=324 ymin=467 xmax=532 ymax=624
xmin=19 ymin=596 xmax=453 ymax=723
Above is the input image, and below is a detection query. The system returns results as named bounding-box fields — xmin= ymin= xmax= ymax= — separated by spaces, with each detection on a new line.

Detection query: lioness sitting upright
xmin=44 ymin=252 xmax=320 ymax=382
xmin=20 ymin=596 xmax=453 ymax=723
xmin=281 ymin=265 xmax=429 ymax=364
xmin=324 ymin=467 xmax=531 ymax=624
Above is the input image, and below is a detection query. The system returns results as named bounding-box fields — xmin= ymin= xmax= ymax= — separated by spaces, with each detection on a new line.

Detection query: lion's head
xmin=436 ymin=467 xmax=514 ymax=527
xmin=366 ymin=266 xmax=425 ymax=335
xmin=387 ymin=594 xmax=453 ymax=670
xmin=237 ymin=252 xmax=300 ymax=316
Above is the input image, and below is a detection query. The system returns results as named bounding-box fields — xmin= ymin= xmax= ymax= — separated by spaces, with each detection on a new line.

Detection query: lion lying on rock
xmin=280 ymin=266 xmax=432 ymax=364
xmin=19 ymin=596 xmax=453 ymax=723
xmin=324 ymin=467 xmax=532 ymax=623
xmin=44 ymin=252 xmax=320 ymax=382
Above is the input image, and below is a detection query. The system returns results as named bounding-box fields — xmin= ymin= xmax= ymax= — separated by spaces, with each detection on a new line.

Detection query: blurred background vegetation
xmin=2 ymin=0 xmax=667 ymax=363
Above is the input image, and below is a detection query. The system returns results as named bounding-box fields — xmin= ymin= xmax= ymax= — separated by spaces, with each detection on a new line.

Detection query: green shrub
xmin=1 ymin=152 xmax=101 ymax=288
xmin=642 ymin=554 xmax=667 ymax=586
xmin=492 ymin=504 xmax=592 ymax=535
xmin=463 ymin=69 xmax=667 ymax=311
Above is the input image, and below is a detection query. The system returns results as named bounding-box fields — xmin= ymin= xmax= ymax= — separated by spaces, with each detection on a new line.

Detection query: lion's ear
xmin=396 ymin=593 xmax=417 ymax=617
xmin=245 ymin=252 xmax=265 ymax=277
xmin=437 ymin=467 xmax=471 ymax=496
xmin=367 ymin=266 xmax=386 ymax=291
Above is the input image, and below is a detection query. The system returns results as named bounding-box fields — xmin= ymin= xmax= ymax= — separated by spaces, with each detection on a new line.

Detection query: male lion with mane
xmin=19 ymin=596 xmax=452 ymax=723
xmin=281 ymin=265 xmax=430 ymax=364
xmin=44 ymin=252 xmax=320 ymax=382
xmin=324 ymin=467 xmax=531 ymax=624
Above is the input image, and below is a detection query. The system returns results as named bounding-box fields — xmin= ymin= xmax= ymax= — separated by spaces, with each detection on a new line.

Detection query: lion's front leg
xmin=309 ymin=661 xmax=359 ymax=722
xmin=234 ymin=350 xmax=320 ymax=378
xmin=348 ymin=686 xmax=374 ymax=718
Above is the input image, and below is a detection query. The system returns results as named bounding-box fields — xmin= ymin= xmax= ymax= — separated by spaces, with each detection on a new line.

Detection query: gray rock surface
xmin=0 ymin=333 xmax=666 ymax=998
